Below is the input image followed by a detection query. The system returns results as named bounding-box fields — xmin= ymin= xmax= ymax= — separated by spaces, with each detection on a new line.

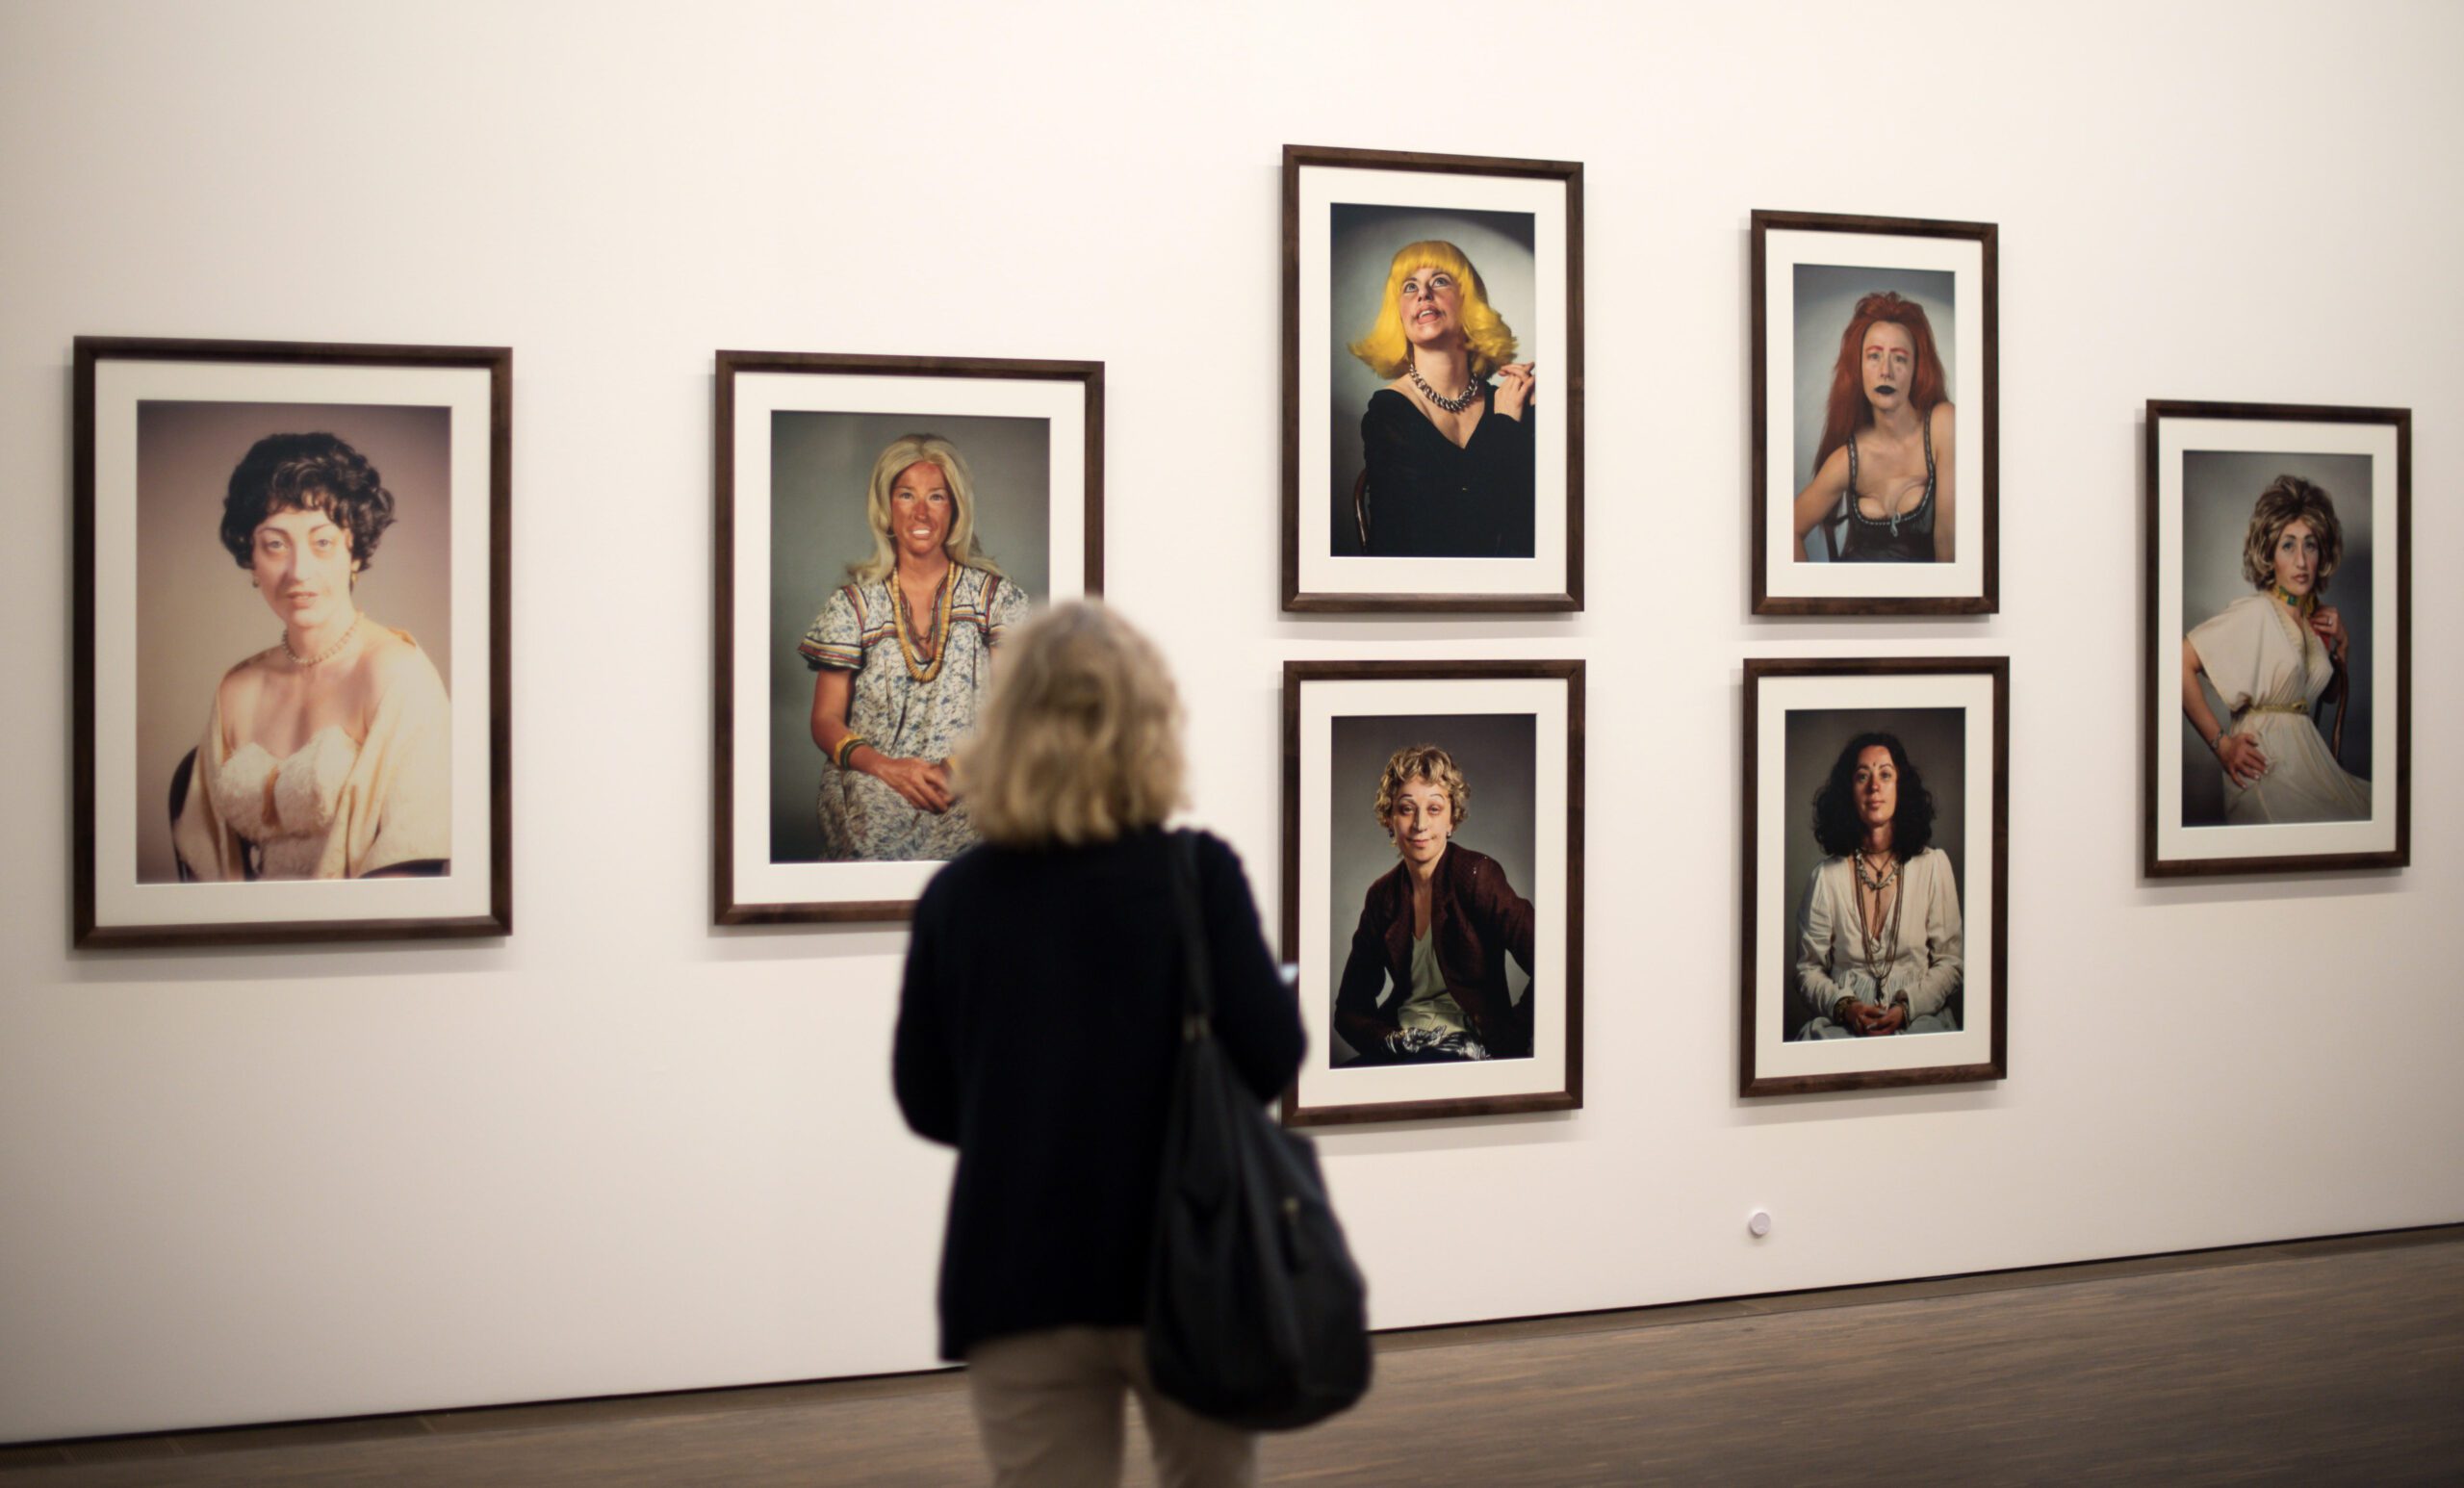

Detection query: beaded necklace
xmin=1853 ymin=848 xmax=1903 ymax=989
xmin=890 ymin=567 xmax=957 ymax=683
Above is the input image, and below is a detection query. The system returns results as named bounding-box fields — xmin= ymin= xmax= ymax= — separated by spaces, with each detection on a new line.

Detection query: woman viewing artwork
xmin=171 ymin=432 xmax=451 ymax=881
xmin=800 ymin=433 xmax=1026 ymax=862
xmin=1334 ymin=743 xmax=1536 ymax=1064
xmin=1790 ymin=291 xmax=1957 ymax=565
xmin=2179 ymin=475 xmax=2369 ymax=825
xmin=1795 ymin=731 xmax=1963 ymax=1039
xmin=1348 ymin=240 xmax=1537 ymax=558
xmin=894 ymin=603 xmax=1303 ymax=1485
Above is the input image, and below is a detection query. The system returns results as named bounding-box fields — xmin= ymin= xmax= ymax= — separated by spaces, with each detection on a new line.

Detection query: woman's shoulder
xmin=363 ymin=626 xmax=448 ymax=698
xmin=1364 ymin=386 xmax=1417 ymax=423
xmin=956 ymin=563 xmax=1023 ymax=605
xmin=215 ymin=645 xmax=283 ymax=712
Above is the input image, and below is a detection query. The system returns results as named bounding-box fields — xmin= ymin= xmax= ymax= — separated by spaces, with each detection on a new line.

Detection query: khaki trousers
xmin=965 ymin=1325 xmax=1257 ymax=1488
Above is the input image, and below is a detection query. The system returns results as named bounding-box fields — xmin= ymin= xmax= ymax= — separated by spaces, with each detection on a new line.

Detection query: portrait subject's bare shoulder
xmin=1931 ymin=399 xmax=1956 ymax=447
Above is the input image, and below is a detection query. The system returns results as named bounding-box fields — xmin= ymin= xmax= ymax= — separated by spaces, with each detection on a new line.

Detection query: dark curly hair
xmin=1811 ymin=731 xmax=1936 ymax=858
xmin=218 ymin=432 xmax=397 ymax=571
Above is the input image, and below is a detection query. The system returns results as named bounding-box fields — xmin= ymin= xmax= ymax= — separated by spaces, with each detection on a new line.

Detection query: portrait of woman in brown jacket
xmin=1333 ymin=743 xmax=1537 ymax=1064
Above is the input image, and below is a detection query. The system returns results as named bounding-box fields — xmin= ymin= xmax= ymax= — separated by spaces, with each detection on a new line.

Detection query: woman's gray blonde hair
xmin=958 ymin=602 xmax=1186 ymax=847
xmin=1373 ymin=744 xmax=1470 ymax=831
xmin=850 ymin=433 xmax=1004 ymax=584
xmin=2239 ymin=473 xmax=2344 ymax=594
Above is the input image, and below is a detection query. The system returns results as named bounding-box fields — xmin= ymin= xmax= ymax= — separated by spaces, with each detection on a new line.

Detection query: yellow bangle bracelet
xmin=834 ymin=734 xmax=867 ymax=769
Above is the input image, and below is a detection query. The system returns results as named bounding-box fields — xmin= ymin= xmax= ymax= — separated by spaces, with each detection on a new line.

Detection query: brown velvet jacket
xmin=1334 ymin=844 xmax=1536 ymax=1059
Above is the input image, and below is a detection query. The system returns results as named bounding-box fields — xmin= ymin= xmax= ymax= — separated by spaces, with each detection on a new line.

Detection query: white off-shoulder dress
xmin=2187 ymin=593 xmax=2370 ymax=825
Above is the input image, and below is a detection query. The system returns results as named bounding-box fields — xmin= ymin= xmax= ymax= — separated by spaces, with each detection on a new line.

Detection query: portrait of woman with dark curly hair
xmin=135 ymin=401 xmax=456 ymax=885
xmin=1784 ymin=716 xmax=1966 ymax=1040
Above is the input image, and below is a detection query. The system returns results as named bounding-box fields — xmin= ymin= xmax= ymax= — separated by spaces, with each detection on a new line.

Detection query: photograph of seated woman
xmin=1334 ymin=744 xmax=1536 ymax=1065
xmin=1348 ymin=241 xmax=1537 ymax=558
xmin=2180 ymin=475 xmax=2369 ymax=825
xmin=1795 ymin=732 xmax=1963 ymax=1039
xmin=169 ymin=432 xmax=451 ymax=882
xmin=799 ymin=434 xmax=1027 ymax=862
xmin=1791 ymin=292 xmax=1956 ymax=564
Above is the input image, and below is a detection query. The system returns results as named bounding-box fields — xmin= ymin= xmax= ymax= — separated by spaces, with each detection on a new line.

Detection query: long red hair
xmin=1812 ymin=292 xmax=1948 ymax=476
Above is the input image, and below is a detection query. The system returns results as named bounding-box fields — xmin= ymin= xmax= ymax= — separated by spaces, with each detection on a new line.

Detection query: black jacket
xmin=893 ymin=828 xmax=1304 ymax=1361
xmin=1334 ymin=844 xmax=1536 ymax=1059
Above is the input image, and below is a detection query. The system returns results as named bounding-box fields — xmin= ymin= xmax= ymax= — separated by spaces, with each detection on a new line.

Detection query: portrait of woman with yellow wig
xmin=1346 ymin=238 xmax=1538 ymax=558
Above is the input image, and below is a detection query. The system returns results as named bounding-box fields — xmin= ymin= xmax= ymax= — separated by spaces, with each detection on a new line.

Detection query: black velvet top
xmin=892 ymin=828 xmax=1305 ymax=1361
xmin=1355 ymin=385 xmax=1536 ymax=558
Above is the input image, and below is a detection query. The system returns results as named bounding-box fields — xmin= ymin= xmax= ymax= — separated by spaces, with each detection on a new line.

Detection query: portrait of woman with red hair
xmin=1789 ymin=291 xmax=1957 ymax=564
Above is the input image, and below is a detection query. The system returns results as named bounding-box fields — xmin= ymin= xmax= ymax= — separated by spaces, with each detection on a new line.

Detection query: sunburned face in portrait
xmin=1861 ymin=322 xmax=1916 ymax=415
xmin=888 ymin=460 xmax=953 ymax=565
xmin=1389 ymin=776 xmax=1454 ymax=870
xmin=2272 ymin=517 xmax=2321 ymax=598
xmin=251 ymin=504 xmax=356 ymax=631
xmin=1399 ymin=265 xmax=1463 ymax=349
xmin=1853 ymin=745 xmax=1897 ymax=836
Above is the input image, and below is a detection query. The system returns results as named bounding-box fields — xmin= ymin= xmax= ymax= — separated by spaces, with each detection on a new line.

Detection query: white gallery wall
xmin=2 ymin=0 xmax=2456 ymax=1443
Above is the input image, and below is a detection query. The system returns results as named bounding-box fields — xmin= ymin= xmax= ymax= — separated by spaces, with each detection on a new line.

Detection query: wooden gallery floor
xmin=4 ymin=1228 xmax=2458 ymax=1486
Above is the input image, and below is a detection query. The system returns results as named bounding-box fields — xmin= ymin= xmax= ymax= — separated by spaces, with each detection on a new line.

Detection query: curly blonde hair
xmin=1346 ymin=241 xmax=1521 ymax=380
xmin=1373 ymin=743 xmax=1470 ymax=832
xmin=2239 ymin=474 xmax=2344 ymax=595
xmin=958 ymin=603 xmax=1185 ymax=848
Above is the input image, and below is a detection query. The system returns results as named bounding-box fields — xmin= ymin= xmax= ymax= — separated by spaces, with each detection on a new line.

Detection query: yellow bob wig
xmin=1347 ymin=240 xmax=1521 ymax=380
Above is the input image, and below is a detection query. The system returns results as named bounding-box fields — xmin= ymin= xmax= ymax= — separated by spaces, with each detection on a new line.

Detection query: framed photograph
xmin=1283 ymin=144 xmax=1582 ymax=613
xmin=1751 ymin=210 xmax=1997 ymax=615
xmin=1741 ymin=657 xmax=2007 ymax=1096
xmin=73 ymin=337 xmax=512 ymax=948
xmin=2143 ymin=401 xmax=2409 ymax=877
xmin=715 ymin=351 xmax=1101 ymax=923
xmin=1281 ymin=660 xmax=1583 ymax=1125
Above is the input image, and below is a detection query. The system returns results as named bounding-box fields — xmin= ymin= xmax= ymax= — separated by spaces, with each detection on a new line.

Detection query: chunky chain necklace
xmin=1853 ymin=849 xmax=1903 ymax=988
xmin=890 ymin=568 xmax=957 ymax=683
xmin=284 ymin=612 xmax=360 ymax=668
xmin=1407 ymin=360 xmax=1481 ymax=414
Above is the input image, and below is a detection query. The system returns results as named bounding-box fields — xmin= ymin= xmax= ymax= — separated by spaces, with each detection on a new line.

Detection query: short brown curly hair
xmin=218 ymin=432 xmax=397 ymax=572
xmin=2240 ymin=474 xmax=2343 ymax=595
xmin=1373 ymin=743 xmax=1469 ymax=831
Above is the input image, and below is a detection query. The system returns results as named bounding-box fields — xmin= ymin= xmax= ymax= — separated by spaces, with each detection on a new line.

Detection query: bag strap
xmin=1168 ymin=830 xmax=1216 ymax=1038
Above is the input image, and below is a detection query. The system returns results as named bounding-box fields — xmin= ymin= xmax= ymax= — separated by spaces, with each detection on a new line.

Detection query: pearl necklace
xmin=284 ymin=613 xmax=361 ymax=668
xmin=1407 ymin=360 xmax=1481 ymax=414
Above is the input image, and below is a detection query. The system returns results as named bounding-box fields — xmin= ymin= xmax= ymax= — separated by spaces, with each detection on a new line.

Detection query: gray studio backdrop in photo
xmin=766 ymin=410 xmax=1051 ymax=863
xmin=2178 ymin=448 xmax=2374 ymax=827
xmin=1791 ymin=263 xmax=1956 ymax=562
xmin=1325 ymin=711 xmax=1537 ymax=1065
xmin=134 ymin=400 xmax=454 ymax=884
xmin=1781 ymin=707 xmax=1966 ymax=1039
xmin=1325 ymin=202 xmax=1537 ymax=554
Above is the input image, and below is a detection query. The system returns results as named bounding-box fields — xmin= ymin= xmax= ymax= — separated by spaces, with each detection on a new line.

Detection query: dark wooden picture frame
xmin=1741 ymin=656 xmax=2008 ymax=1096
xmin=1281 ymin=659 xmax=1584 ymax=1125
xmin=73 ymin=336 xmax=514 ymax=948
xmin=1750 ymin=209 xmax=1998 ymax=616
xmin=713 ymin=350 xmax=1103 ymax=924
xmin=1282 ymin=143 xmax=1584 ymax=614
xmin=2142 ymin=400 xmax=2409 ymax=878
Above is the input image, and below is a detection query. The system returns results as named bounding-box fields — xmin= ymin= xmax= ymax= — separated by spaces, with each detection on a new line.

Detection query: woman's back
xmin=894 ymin=827 xmax=1302 ymax=1363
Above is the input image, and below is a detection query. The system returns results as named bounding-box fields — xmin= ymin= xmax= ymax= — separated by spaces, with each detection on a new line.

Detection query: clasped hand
xmin=1835 ymin=997 xmax=1909 ymax=1037
xmin=871 ymin=754 xmax=954 ymax=814
xmin=1493 ymin=363 xmax=1537 ymax=420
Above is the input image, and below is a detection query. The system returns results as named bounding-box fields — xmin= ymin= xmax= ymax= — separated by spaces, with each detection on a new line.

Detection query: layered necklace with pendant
xmin=890 ymin=568 xmax=957 ymax=683
xmin=1853 ymin=847 xmax=1903 ymax=988
xmin=1407 ymin=358 xmax=1482 ymax=415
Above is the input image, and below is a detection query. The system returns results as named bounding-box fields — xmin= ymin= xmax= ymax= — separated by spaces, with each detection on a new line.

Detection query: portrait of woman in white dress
xmin=2179 ymin=474 xmax=2370 ymax=827
xmin=1794 ymin=731 xmax=1963 ymax=1040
